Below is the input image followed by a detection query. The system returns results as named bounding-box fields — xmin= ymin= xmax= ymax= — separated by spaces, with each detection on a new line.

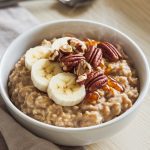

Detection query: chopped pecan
xmin=98 ymin=42 xmax=122 ymax=61
xmin=60 ymin=53 xmax=85 ymax=71
xmin=76 ymin=73 xmax=87 ymax=85
xmin=75 ymin=60 xmax=92 ymax=84
xmin=75 ymin=60 xmax=92 ymax=76
xmin=85 ymin=71 xmax=108 ymax=92
xmin=68 ymin=38 xmax=87 ymax=53
xmin=49 ymin=50 xmax=59 ymax=61
xmin=59 ymin=44 xmax=73 ymax=54
xmin=84 ymin=46 xmax=102 ymax=68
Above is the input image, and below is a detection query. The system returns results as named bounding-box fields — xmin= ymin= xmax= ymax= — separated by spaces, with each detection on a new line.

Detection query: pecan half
xmin=98 ymin=42 xmax=122 ymax=61
xmin=60 ymin=53 xmax=85 ymax=71
xmin=85 ymin=71 xmax=108 ymax=92
xmin=84 ymin=46 xmax=102 ymax=68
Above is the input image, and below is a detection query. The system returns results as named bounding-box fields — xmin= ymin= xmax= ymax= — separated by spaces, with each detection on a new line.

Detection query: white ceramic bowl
xmin=0 ymin=20 xmax=149 ymax=146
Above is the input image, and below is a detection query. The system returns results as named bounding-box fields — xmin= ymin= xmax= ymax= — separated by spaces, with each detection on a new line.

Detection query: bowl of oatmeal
xmin=0 ymin=20 xmax=149 ymax=146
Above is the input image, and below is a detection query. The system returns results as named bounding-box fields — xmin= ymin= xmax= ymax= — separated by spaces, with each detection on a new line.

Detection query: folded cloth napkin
xmin=0 ymin=6 xmax=85 ymax=150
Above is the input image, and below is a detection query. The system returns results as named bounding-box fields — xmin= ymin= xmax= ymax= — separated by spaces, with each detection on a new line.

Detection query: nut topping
xmin=75 ymin=60 xmax=92 ymax=76
xmin=75 ymin=60 xmax=92 ymax=84
xmin=49 ymin=50 xmax=59 ymax=61
xmin=60 ymin=53 xmax=85 ymax=71
xmin=59 ymin=44 xmax=73 ymax=54
xmin=76 ymin=73 xmax=87 ymax=85
xmin=84 ymin=46 xmax=102 ymax=68
xmin=85 ymin=71 xmax=108 ymax=92
xmin=68 ymin=38 xmax=87 ymax=53
xmin=98 ymin=42 xmax=122 ymax=61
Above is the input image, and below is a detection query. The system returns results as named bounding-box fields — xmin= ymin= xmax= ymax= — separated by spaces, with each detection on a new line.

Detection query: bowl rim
xmin=0 ymin=19 xmax=149 ymax=132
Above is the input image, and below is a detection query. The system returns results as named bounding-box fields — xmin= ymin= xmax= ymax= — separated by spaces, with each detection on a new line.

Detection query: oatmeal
xmin=8 ymin=36 xmax=139 ymax=128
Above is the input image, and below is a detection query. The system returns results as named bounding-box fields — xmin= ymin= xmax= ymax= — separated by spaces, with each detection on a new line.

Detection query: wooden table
xmin=20 ymin=0 xmax=150 ymax=149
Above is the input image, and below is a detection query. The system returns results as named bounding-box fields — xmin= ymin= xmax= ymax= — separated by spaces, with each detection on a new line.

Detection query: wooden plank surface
xmin=20 ymin=0 xmax=150 ymax=150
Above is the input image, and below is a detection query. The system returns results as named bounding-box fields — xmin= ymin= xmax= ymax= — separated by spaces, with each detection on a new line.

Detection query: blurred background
xmin=20 ymin=0 xmax=150 ymax=58
xmin=1 ymin=0 xmax=149 ymax=60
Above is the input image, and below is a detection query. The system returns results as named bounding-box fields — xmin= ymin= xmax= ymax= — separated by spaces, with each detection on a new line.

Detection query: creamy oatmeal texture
xmin=8 ymin=37 xmax=139 ymax=127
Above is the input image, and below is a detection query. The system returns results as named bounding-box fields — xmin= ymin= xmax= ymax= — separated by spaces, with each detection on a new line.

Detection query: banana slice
xmin=25 ymin=46 xmax=52 ymax=70
xmin=31 ymin=59 xmax=63 ymax=92
xmin=51 ymin=37 xmax=86 ymax=51
xmin=47 ymin=72 xmax=86 ymax=106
